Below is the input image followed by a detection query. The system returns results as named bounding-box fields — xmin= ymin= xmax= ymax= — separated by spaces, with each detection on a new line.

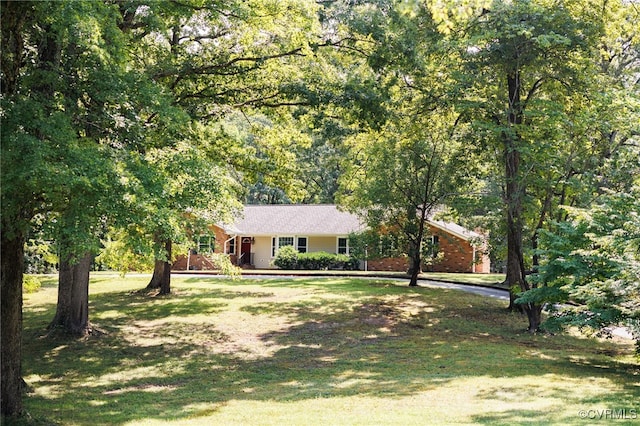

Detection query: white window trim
xmin=197 ymin=235 xmax=215 ymax=254
xmin=296 ymin=236 xmax=308 ymax=253
xmin=337 ymin=236 xmax=349 ymax=255
xmin=225 ymin=235 xmax=236 ymax=255
xmin=429 ymin=235 xmax=440 ymax=258
xmin=271 ymin=235 xmax=296 ymax=257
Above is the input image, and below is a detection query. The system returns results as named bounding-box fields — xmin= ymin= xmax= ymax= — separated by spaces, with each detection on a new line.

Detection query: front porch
xmin=171 ymin=234 xmax=256 ymax=271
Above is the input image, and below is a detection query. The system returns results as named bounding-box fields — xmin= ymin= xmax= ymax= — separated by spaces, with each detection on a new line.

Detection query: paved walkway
xmin=418 ymin=279 xmax=509 ymax=300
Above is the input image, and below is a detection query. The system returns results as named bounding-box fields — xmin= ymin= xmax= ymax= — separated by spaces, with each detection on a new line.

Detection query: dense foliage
xmin=273 ymin=245 xmax=359 ymax=271
xmin=518 ymin=186 xmax=640 ymax=346
xmin=2 ymin=0 xmax=639 ymax=419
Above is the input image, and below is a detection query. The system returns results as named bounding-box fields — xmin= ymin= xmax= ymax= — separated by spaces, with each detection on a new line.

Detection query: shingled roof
xmin=229 ymin=204 xmax=366 ymax=236
xmin=428 ymin=219 xmax=483 ymax=241
xmin=223 ymin=204 xmax=483 ymax=242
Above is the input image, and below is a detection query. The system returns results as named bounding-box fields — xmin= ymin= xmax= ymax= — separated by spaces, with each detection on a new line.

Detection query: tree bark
xmin=524 ymin=303 xmax=543 ymax=333
xmin=159 ymin=239 xmax=172 ymax=295
xmin=49 ymin=252 xmax=93 ymax=336
xmin=146 ymin=259 xmax=165 ymax=289
xmin=1 ymin=230 xmax=25 ymax=417
xmin=503 ymin=70 xmax=540 ymax=331
xmin=146 ymin=238 xmax=172 ymax=294
xmin=407 ymin=243 xmax=421 ymax=287
xmin=406 ymin=203 xmax=430 ymax=287
xmin=504 ymin=152 xmax=527 ymax=313
xmin=2 ymin=4 xmax=39 ymax=416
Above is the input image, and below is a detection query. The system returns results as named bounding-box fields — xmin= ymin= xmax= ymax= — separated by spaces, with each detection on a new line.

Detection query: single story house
xmin=172 ymin=204 xmax=490 ymax=273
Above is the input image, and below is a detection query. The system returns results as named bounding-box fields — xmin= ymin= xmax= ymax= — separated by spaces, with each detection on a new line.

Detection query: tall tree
xmin=1 ymin=1 xmax=34 ymax=414
xmin=341 ymin=109 xmax=470 ymax=286
xmin=516 ymin=0 xmax=640 ymax=342
xmin=1 ymin=0 xmax=194 ymax=413
xmin=125 ymin=129 xmax=244 ymax=294
xmin=35 ymin=1 xmax=145 ymax=336
xmin=1 ymin=0 xmax=136 ymax=413
xmin=449 ymin=0 xmax=605 ymax=331
xmin=114 ymin=0 xmax=329 ymax=291
xmin=334 ymin=1 xmax=475 ymax=285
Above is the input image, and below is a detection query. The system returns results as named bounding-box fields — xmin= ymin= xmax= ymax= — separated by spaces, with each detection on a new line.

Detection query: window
xmin=272 ymin=236 xmax=294 ymax=257
xmin=226 ymin=237 xmax=236 ymax=255
xmin=427 ymin=235 xmax=440 ymax=258
xmin=297 ymin=237 xmax=307 ymax=253
xmin=379 ymin=234 xmax=397 ymax=257
xmin=337 ymin=237 xmax=349 ymax=255
xmin=197 ymin=235 xmax=214 ymax=254
xmin=280 ymin=237 xmax=294 ymax=248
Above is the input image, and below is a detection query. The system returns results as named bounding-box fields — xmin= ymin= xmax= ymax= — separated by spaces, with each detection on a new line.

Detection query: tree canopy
xmin=2 ymin=0 xmax=639 ymax=419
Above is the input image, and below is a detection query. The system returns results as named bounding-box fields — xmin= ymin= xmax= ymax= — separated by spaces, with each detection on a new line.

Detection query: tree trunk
xmin=49 ymin=252 xmax=93 ymax=336
xmin=503 ymin=70 xmax=540 ymax=331
xmin=408 ymin=271 xmax=420 ymax=287
xmin=505 ymin=203 xmax=526 ymax=313
xmin=146 ymin=259 xmax=165 ymax=289
xmin=159 ymin=239 xmax=172 ymax=295
xmin=532 ymin=191 xmax=553 ymax=273
xmin=524 ymin=302 xmax=543 ymax=333
xmin=147 ymin=238 xmax=172 ymax=294
xmin=407 ymin=250 xmax=421 ymax=287
xmin=407 ymin=204 xmax=430 ymax=287
xmin=1 ymin=230 xmax=25 ymax=417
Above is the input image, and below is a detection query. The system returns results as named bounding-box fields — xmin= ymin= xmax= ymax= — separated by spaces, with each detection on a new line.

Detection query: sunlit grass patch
xmin=17 ymin=274 xmax=638 ymax=425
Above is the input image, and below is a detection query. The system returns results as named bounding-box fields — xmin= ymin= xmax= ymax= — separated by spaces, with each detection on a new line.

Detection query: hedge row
xmin=272 ymin=246 xmax=359 ymax=270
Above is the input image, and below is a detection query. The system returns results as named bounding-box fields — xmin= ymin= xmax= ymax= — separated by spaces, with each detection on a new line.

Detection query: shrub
xmin=272 ymin=245 xmax=299 ymax=269
xmin=209 ymin=253 xmax=242 ymax=279
xmin=297 ymin=251 xmax=332 ymax=270
xmin=343 ymin=255 xmax=361 ymax=270
xmin=273 ymin=246 xmax=361 ymax=271
xmin=23 ymin=275 xmax=42 ymax=293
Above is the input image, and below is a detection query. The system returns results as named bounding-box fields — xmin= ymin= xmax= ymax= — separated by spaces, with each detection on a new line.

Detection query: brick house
xmin=172 ymin=204 xmax=490 ymax=274
xmin=366 ymin=219 xmax=491 ymax=273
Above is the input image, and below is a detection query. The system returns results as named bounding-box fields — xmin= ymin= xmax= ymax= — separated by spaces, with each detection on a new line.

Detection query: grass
xmin=177 ymin=269 xmax=509 ymax=288
xmin=13 ymin=273 xmax=639 ymax=425
xmin=420 ymin=272 xmax=507 ymax=287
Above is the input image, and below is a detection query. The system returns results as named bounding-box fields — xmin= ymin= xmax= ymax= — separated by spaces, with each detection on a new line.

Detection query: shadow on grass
xmin=17 ymin=277 xmax=639 ymax=425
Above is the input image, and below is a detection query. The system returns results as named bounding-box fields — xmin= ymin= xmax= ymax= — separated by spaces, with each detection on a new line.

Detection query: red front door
xmin=240 ymin=237 xmax=252 ymax=265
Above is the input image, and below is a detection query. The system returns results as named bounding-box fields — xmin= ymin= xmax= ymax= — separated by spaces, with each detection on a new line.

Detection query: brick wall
xmin=172 ymin=253 xmax=218 ymax=270
xmin=172 ymin=225 xmax=237 ymax=271
xmin=367 ymin=225 xmax=490 ymax=274
xmin=367 ymin=257 xmax=409 ymax=272
xmin=212 ymin=225 xmax=229 ymax=253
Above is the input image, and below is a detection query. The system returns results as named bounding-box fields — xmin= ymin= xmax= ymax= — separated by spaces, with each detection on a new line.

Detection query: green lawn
xmin=15 ymin=274 xmax=639 ymax=425
xmin=177 ymin=270 xmax=509 ymax=288
xmin=232 ymin=269 xmax=505 ymax=288
xmin=420 ymin=272 xmax=507 ymax=287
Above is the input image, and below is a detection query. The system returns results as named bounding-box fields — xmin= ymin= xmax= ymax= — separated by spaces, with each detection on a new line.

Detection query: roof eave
xmin=427 ymin=220 xmax=483 ymax=243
